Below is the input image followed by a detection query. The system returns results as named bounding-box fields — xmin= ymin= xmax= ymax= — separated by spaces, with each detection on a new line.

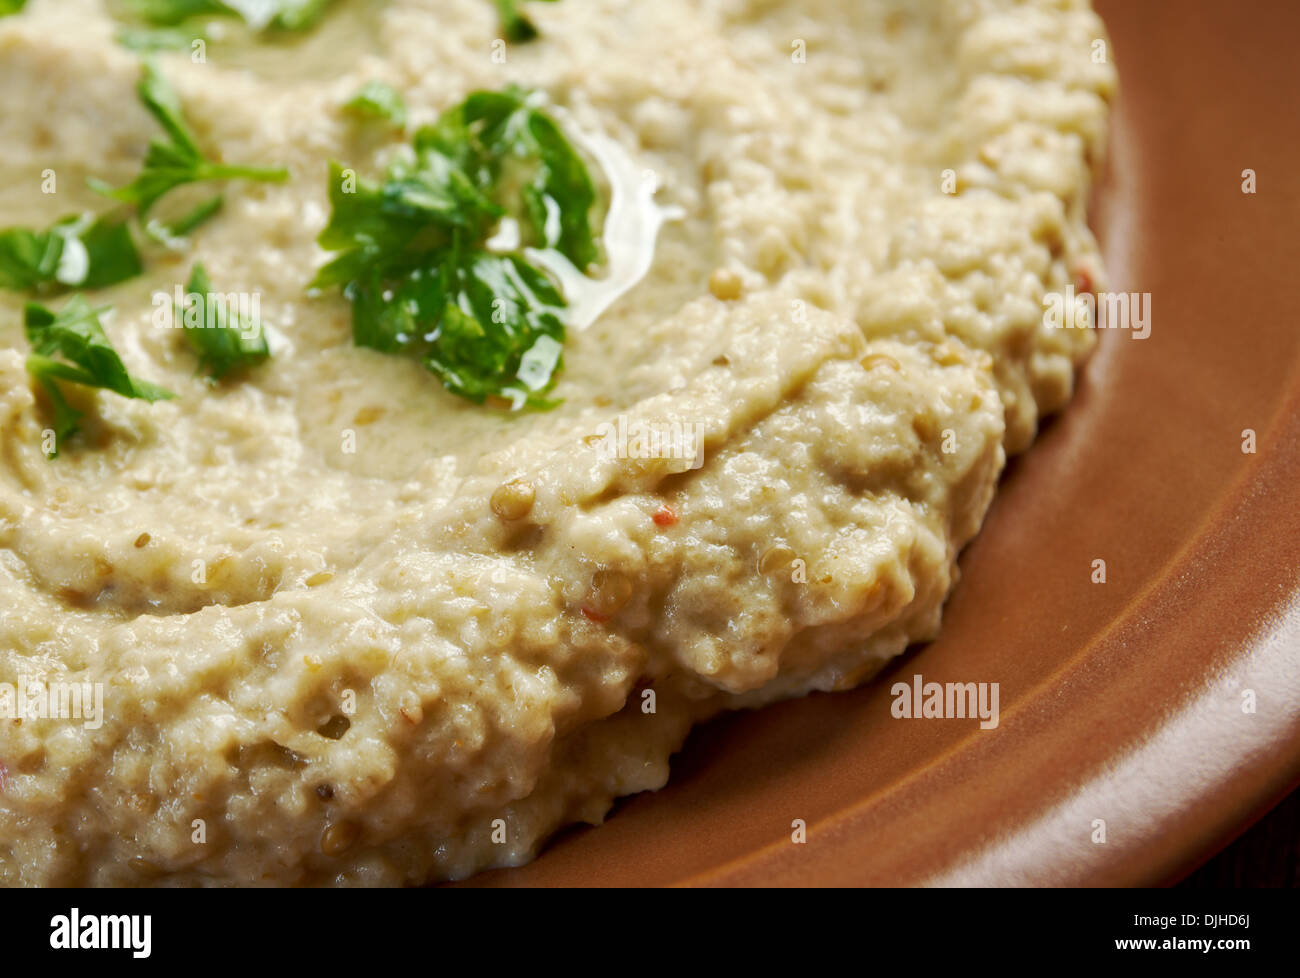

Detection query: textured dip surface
xmin=0 ymin=0 xmax=1114 ymax=885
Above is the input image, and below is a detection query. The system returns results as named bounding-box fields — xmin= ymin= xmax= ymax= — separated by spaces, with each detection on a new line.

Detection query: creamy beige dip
xmin=0 ymin=0 xmax=1115 ymax=885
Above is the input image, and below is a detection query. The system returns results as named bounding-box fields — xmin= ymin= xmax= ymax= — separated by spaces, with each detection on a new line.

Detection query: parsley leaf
xmin=116 ymin=23 xmax=209 ymax=53
xmin=311 ymin=86 xmax=600 ymax=408
xmin=123 ymin=0 xmax=335 ymax=31
xmin=177 ymin=263 xmax=271 ymax=379
xmin=24 ymin=297 xmax=174 ymax=455
xmin=91 ymin=62 xmax=288 ymax=218
xmin=451 ymin=87 xmax=599 ymax=270
xmin=493 ymin=0 xmax=559 ymax=42
xmin=243 ymin=0 xmax=336 ymax=32
xmin=0 ymin=0 xmax=27 ymax=16
xmin=344 ymin=81 xmax=407 ymax=130
xmin=0 ymin=213 xmax=143 ymax=294
xmin=123 ymin=0 xmax=228 ymax=24
xmin=145 ymin=193 xmax=225 ymax=245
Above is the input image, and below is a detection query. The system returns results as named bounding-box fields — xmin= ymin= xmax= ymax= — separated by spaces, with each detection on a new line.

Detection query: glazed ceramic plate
xmin=464 ymin=0 xmax=1300 ymax=887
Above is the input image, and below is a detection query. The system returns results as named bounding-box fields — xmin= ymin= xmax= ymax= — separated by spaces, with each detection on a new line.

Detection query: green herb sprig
xmin=2 ymin=66 xmax=266 ymax=299
xmin=24 ymin=297 xmax=174 ymax=455
xmin=91 ymin=61 xmax=288 ymax=219
xmin=495 ymin=0 xmax=559 ymax=42
xmin=311 ymin=85 xmax=600 ymax=408
xmin=123 ymin=0 xmax=335 ymax=32
xmin=344 ymin=81 xmax=407 ymax=130
xmin=0 ymin=214 xmax=142 ymax=294
xmin=116 ymin=23 xmax=209 ymax=54
xmin=177 ymin=263 xmax=271 ymax=379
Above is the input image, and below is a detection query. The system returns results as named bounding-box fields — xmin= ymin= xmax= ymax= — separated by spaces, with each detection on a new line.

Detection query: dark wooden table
xmin=1178 ymin=786 xmax=1300 ymax=887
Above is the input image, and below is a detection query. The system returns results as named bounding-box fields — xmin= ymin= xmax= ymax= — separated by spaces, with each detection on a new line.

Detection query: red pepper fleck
xmin=652 ymin=505 xmax=678 ymax=528
xmin=1072 ymin=264 xmax=1094 ymax=296
xmin=581 ymin=607 xmax=610 ymax=624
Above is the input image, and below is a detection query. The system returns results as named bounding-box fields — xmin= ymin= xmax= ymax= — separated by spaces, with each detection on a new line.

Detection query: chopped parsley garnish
xmin=123 ymin=0 xmax=227 ymax=22
xmin=123 ymin=0 xmax=335 ymax=32
xmin=3 ymin=70 xmax=255 ymax=298
xmin=234 ymin=0 xmax=335 ymax=31
xmin=145 ymin=193 xmax=225 ymax=245
xmin=0 ymin=213 xmax=143 ymax=294
xmin=24 ymin=297 xmax=174 ymax=455
xmin=494 ymin=0 xmax=559 ymax=42
xmin=311 ymin=85 xmax=600 ymax=409
xmin=116 ymin=23 xmax=209 ymax=53
xmin=91 ymin=61 xmax=288 ymax=219
xmin=344 ymin=82 xmax=407 ymax=130
xmin=177 ymin=263 xmax=271 ymax=379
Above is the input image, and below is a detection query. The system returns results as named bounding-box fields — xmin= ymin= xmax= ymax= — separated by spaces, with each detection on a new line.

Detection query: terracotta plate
xmin=465 ymin=0 xmax=1300 ymax=887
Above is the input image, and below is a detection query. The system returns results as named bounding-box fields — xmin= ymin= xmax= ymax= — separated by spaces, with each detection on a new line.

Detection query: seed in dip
xmin=490 ymin=479 xmax=536 ymax=521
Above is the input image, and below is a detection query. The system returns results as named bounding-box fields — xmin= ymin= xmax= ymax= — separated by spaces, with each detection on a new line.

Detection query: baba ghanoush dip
xmin=0 ymin=0 xmax=1114 ymax=885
